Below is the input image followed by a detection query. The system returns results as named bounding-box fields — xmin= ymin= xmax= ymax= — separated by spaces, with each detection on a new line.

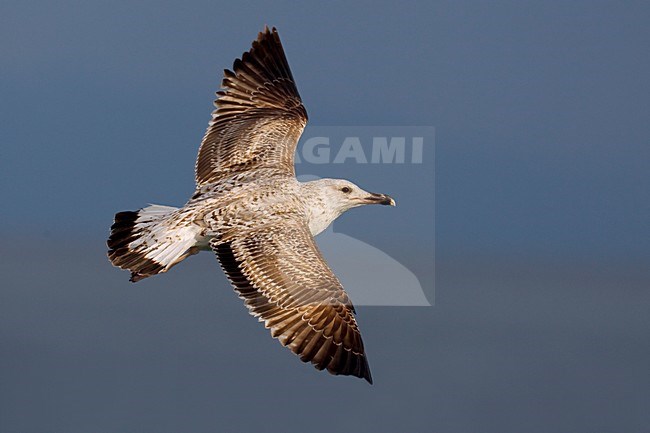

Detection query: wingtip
xmin=362 ymin=358 xmax=373 ymax=384
xmin=259 ymin=25 xmax=274 ymax=40
xmin=258 ymin=25 xmax=280 ymax=41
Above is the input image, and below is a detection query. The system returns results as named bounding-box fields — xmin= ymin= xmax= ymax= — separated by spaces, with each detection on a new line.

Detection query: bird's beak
xmin=364 ymin=192 xmax=396 ymax=206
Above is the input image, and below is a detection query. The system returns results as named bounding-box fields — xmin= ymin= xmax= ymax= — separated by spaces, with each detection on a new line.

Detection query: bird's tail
xmin=107 ymin=204 xmax=202 ymax=282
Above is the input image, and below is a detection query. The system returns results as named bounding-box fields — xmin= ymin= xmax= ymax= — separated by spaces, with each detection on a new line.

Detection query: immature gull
xmin=107 ymin=27 xmax=394 ymax=384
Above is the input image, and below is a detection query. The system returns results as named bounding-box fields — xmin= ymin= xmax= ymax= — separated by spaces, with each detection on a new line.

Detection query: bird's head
xmin=312 ymin=178 xmax=396 ymax=212
xmin=300 ymin=178 xmax=394 ymax=236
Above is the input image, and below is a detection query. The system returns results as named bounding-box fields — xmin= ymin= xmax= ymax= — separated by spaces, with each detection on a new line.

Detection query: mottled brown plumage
xmin=213 ymin=219 xmax=371 ymax=381
xmin=108 ymin=27 xmax=395 ymax=384
xmin=195 ymin=27 xmax=307 ymax=186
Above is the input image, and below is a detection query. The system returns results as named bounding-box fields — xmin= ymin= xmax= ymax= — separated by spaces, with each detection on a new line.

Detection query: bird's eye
xmin=341 ymin=186 xmax=352 ymax=194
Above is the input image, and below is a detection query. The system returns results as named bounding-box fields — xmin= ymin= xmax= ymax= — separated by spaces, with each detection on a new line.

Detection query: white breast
xmin=307 ymin=208 xmax=338 ymax=236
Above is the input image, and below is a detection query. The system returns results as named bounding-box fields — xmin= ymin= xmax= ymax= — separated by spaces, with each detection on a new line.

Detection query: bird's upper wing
xmin=211 ymin=217 xmax=372 ymax=383
xmin=195 ymin=27 xmax=308 ymax=187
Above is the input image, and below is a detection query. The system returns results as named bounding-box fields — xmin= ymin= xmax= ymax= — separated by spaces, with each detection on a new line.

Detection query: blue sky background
xmin=1 ymin=1 xmax=649 ymax=432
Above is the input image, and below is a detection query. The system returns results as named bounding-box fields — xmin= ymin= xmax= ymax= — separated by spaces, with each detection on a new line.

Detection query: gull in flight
xmin=107 ymin=27 xmax=395 ymax=384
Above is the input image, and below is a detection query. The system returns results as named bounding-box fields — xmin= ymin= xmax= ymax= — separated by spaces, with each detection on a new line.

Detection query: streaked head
xmin=307 ymin=178 xmax=395 ymax=210
xmin=301 ymin=178 xmax=395 ymax=236
xmin=332 ymin=178 xmax=394 ymax=207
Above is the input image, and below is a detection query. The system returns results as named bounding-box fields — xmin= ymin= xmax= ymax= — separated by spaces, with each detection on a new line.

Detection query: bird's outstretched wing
xmin=211 ymin=218 xmax=372 ymax=384
xmin=195 ymin=27 xmax=308 ymax=187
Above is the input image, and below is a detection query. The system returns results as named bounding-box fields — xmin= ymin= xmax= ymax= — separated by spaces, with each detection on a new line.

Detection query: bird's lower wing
xmin=210 ymin=219 xmax=372 ymax=383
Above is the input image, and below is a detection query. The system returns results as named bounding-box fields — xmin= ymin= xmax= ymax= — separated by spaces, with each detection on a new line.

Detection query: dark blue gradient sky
xmin=1 ymin=1 xmax=649 ymax=432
